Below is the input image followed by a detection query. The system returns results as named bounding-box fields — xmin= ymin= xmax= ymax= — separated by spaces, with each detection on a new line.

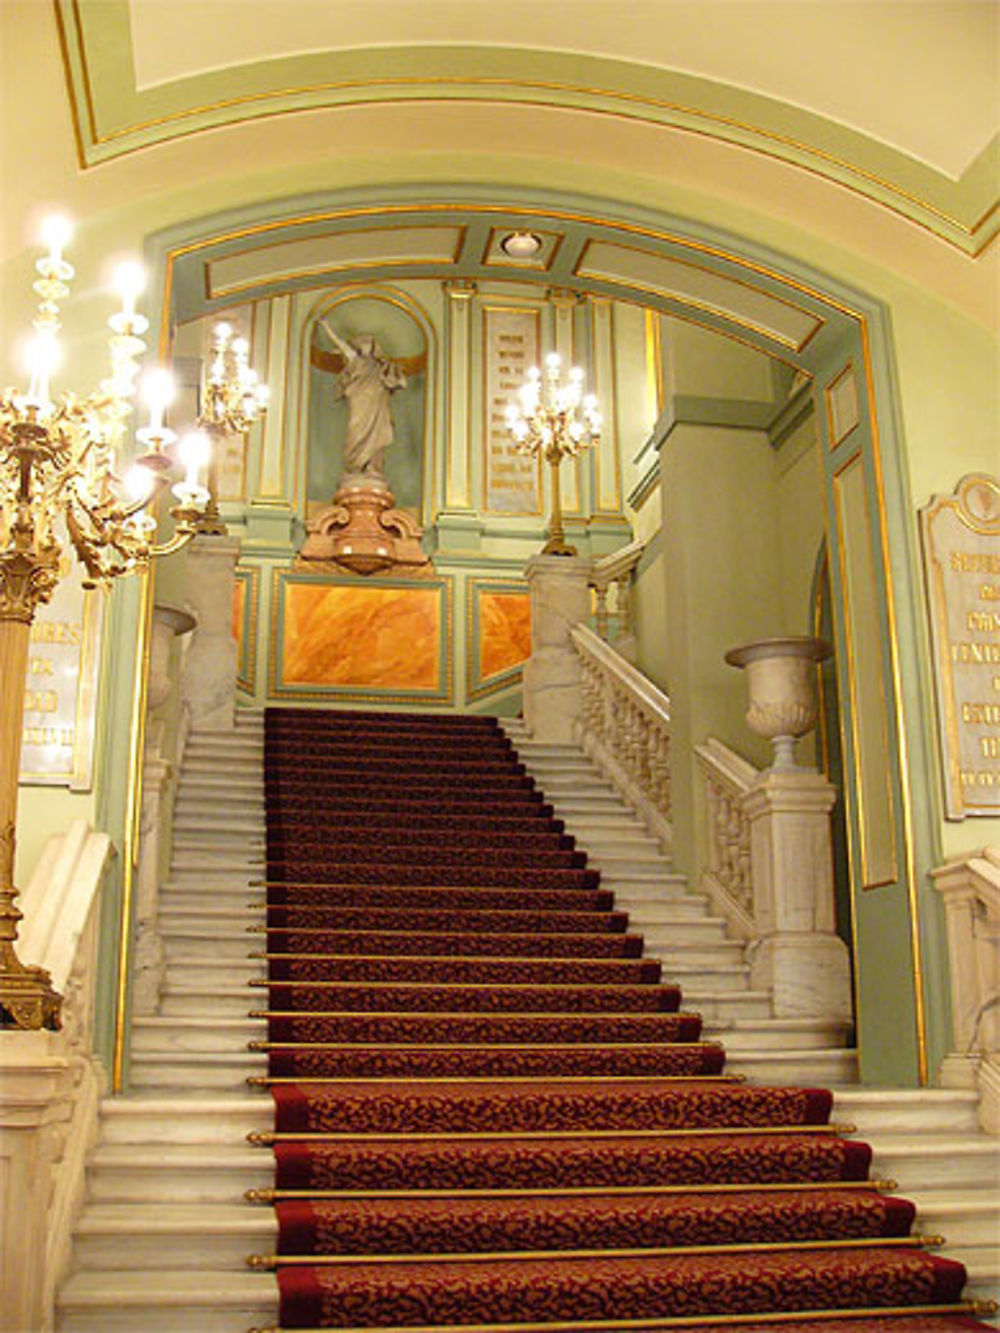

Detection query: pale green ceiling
xmin=56 ymin=0 xmax=999 ymax=255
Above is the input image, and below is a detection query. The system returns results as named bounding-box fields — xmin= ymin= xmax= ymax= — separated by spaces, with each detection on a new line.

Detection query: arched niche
xmin=302 ymin=288 xmax=432 ymax=521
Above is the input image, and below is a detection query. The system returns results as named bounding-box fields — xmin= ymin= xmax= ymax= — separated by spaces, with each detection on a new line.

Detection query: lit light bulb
xmin=25 ymin=328 xmax=61 ymax=406
xmin=113 ymin=261 xmax=145 ymax=322
xmin=213 ymin=322 xmax=232 ymax=345
xmin=176 ymin=430 xmax=211 ymax=500
xmin=40 ymin=214 xmax=72 ymax=266
xmin=141 ymin=367 xmax=176 ymax=432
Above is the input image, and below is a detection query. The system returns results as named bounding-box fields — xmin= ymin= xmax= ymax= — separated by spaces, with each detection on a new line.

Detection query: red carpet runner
xmin=247 ymin=707 xmax=992 ymax=1332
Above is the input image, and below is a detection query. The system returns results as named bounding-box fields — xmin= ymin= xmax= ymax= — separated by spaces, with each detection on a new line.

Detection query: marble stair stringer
xmin=502 ymin=717 xmax=1000 ymax=1313
xmin=56 ymin=708 xmax=280 ymax=1333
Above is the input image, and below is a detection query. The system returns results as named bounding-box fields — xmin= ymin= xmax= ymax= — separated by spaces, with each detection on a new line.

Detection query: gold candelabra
xmin=506 ymin=352 xmax=601 ymax=557
xmin=194 ymin=321 xmax=269 ymax=536
xmin=0 ymin=217 xmax=212 ymax=1031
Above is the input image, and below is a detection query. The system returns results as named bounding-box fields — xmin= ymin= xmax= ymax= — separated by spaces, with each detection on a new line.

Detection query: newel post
xmin=522 ymin=554 xmax=592 ymax=742
xmin=727 ymin=637 xmax=852 ymax=1020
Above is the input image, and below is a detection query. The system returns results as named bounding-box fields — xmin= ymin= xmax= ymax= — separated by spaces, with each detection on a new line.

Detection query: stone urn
xmin=149 ymin=604 xmax=197 ymax=713
xmin=724 ymin=636 xmax=831 ymax=768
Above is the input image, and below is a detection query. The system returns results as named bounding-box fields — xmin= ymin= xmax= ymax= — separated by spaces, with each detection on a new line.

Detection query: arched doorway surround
xmin=132 ymin=188 xmax=942 ymax=1085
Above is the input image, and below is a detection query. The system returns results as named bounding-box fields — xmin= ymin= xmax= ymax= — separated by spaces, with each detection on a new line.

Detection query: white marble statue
xmin=320 ymin=322 xmax=408 ymax=477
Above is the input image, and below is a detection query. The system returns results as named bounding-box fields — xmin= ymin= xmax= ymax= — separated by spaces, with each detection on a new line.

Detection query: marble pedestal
xmin=743 ymin=767 xmax=852 ymax=1020
xmin=181 ymin=536 xmax=240 ymax=731
xmin=522 ymin=554 xmax=592 ymax=743
xmin=300 ymin=475 xmax=430 ymax=576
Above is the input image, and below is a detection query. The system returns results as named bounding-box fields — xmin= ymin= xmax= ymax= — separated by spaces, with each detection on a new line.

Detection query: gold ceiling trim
xmin=53 ymin=2 xmax=995 ymax=255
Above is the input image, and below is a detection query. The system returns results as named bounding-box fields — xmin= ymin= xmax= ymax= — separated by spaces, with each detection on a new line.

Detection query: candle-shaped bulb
xmin=545 ymin=352 xmax=561 ymax=370
xmin=213 ymin=322 xmax=232 ymax=347
xmin=179 ymin=430 xmax=211 ymax=491
xmin=25 ymin=328 xmax=61 ymax=405
xmin=40 ymin=214 xmax=73 ymax=265
xmin=141 ymin=367 xmax=176 ymax=435
xmin=113 ymin=260 xmax=146 ymax=322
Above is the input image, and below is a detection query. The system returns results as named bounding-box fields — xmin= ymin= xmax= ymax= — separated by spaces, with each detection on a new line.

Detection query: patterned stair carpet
xmin=247 ymin=707 xmax=993 ymax=1332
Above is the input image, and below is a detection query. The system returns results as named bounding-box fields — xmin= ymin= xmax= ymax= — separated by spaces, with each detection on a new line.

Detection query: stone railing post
xmin=522 ymin=554 xmax=592 ymax=742
xmin=181 ymin=535 xmax=240 ymax=731
xmin=134 ymin=605 xmax=195 ymax=1015
xmin=931 ymin=848 xmax=999 ymax=1131
xmin=725 ymin=635 xmax=851 ymax=1020
xmin=742 ymin=769 xmax=851 ymax=1018
xmin=0 ymin=824 xmax=112 ymax=1330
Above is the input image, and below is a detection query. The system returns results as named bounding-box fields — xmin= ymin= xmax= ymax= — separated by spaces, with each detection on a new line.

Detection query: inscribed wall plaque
xmin=920 ymin=473 xmax=1000 ymax=817
xmin=483 ymin=306 xmax=541 ymax=514
xmin=18 ymin=560 xmax=102 ymax=788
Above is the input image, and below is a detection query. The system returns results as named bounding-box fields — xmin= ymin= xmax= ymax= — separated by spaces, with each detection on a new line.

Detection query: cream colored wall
xmin=2 ymin=0 xmax=996 ymax=1030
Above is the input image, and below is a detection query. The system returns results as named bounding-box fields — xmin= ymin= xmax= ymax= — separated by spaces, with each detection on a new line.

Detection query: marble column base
xmin=523 ymin=651 xmax=584 ymax=744
xmin=522 ymin=554 xmax=592 ymax=743
xmin=181 ymin=536 xmax=240 ymax=731
xmin=750 ymin=931 xmax=852 ymax=1021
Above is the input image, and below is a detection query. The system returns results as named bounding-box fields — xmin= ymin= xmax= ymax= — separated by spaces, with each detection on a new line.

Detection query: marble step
xmin=909 ymin=1192 xmax=1000 ymax=1248
xmin=682 ymin=988 xmax=773 ymax=1020
xmin=57 ymin=1269 xmax=277 ymax=1333
xmin=97 ymin=1096 xmax=270 ymax=1146
xmin=131 ymin=1017 xmax=263 ymax=1055
xmin=656 ymin=961 xmax=751 ymax=992
xmin=610 ymin=894 xmax=711 ymax=920
xmin=175 ymin=776 xmax=264 ymax=798
xmin=646 ymin=939 xmax=746 ymax=968
xmin=830 ymin=1088 xmax=984 ymax=1136
xmin=169 ymin=851 xmax=266 ymax=873
xmin=128 ymin=1014 xmax=839 ymax=1058
xmin=184 ymin=734 xmax=264 ymax=752
xmin=165 ymin=960 xmax=265 ymax=989
xmin=127 ymin=1051 xmax=267 ymax=1093
xmin=865 ymin=1134 xmax=1000 ymax=1191
xmin=160 ymin=985 xmax=261 ymax=1018
xmin=726 ymin=1046 xmax=858 ymax=1086
xmin=86 ymin=1143 xmax=272 ymax=1203
xmin=70 ymin=1204 xmax=276 ymax=1271
xmin=171 ymin=834 xmax=266 ymax=854
xmin=703 ymin=1017 xmax=852 ymax=1053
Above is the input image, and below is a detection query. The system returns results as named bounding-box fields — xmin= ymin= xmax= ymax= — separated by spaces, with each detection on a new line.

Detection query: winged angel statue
xmin=312 ymin=321 xmax=426 ymax=478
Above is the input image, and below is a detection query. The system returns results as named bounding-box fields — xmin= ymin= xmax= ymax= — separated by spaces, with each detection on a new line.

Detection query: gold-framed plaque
xmin=18 ymin=558 xmax=102 ymax=790
xmin=919 ymin=473 xmax=1000 ymax=818
xmin=483 ymin=305 xmax=541 ymax=515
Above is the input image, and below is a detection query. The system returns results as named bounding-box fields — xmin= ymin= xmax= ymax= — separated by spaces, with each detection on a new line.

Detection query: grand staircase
xmin=56 ymin=708 xmax=999 ymax=1331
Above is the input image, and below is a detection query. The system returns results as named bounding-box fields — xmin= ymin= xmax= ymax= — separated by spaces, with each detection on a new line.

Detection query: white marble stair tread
xmin=130 ymin=1017 xmax=263 ymax=1054
xmin=97 ymin=1095 xmax=271 ymax=1143
xmin=681 ymin=988 xmax=773 ymax=1019
xmin=704 ymin=1016 xmax=852 ymax=1052
xmin=160 ymin=903 xmax=265 ymax=923
xmin=830 ymin=1087 xmax=984 ymax=1133
xmin=159 ymin=987 xmax=263 ymax=1017
xmin=71 ymin=1203 xmax=276 ymax=1270
xmin=57 ymin=1269 xmax=277 ymax=1333
xmin=907 ymin=1192 xmax=1000 ymax=1246
xmin=725 ymin=1047 xmax=859 ymax=1086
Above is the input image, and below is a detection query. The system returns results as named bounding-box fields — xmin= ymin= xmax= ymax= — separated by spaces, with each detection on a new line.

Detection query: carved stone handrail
xmin=571 ymin=623 xmax=672 ymax=851
xmin=932 ymin=847 xmax=1000 ymax=1131
xmin=589 ymin=538 xmax=645 ymax=662
xmin=694 ymin=738 xmax=758 ymax=939
xmin=0 ymin=821 xmax=114 ymax=1331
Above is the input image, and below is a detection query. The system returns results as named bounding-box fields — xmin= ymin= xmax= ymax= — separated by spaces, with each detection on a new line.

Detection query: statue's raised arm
xmin=319 ymin=320 xmax=357 ymax=364
xmin=320 ymin=326 xmax=407 ymax=477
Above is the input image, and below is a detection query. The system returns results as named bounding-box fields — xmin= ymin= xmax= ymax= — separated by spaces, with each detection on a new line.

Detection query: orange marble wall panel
xmin=479 ymin=590 xmax=531 ymax=681
xmin=282 ymin=581 xmax=441 ymax=690
xmin=232 ymin=580 xmax=245 ymax=646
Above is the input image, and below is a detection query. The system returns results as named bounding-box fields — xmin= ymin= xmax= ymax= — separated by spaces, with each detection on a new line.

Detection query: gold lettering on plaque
xmin=920 ymin=473 xmax=1000 ymax=818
